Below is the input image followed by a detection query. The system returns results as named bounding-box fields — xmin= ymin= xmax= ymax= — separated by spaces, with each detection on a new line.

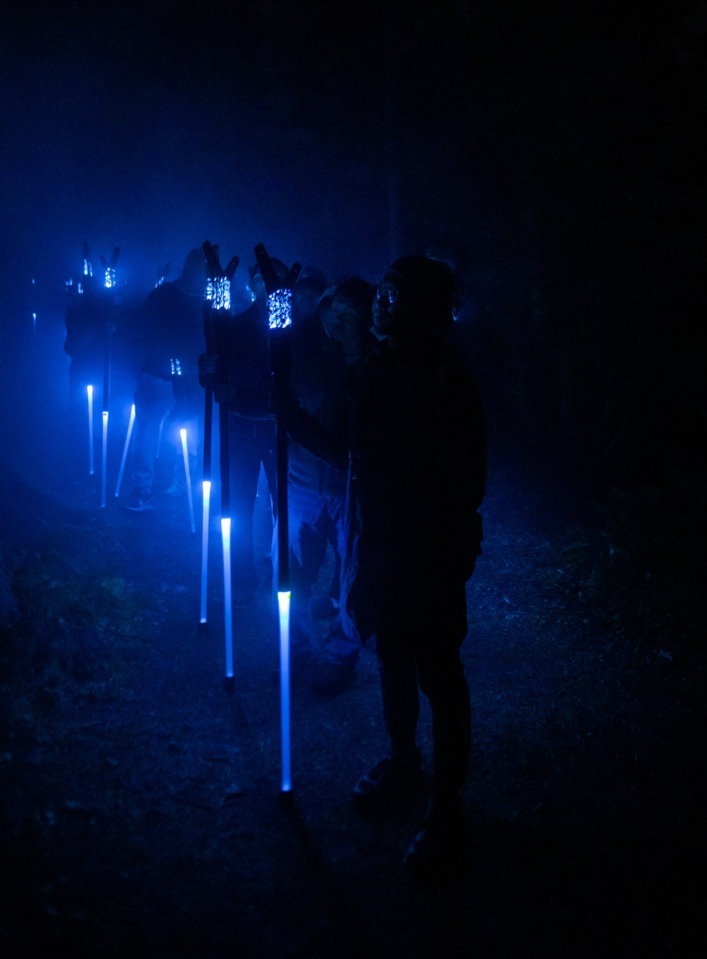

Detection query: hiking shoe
xmin=353 ymin=751 xmax=424 ymax=815
xmin=404 ymin=797 xmax=469 ymax=878
xmin=124 ymin=490 xmax=153 ymax=512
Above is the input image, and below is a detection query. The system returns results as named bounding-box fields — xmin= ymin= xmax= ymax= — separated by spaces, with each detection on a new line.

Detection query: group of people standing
xmin=64 ymin=242 xmax=487 ymax=877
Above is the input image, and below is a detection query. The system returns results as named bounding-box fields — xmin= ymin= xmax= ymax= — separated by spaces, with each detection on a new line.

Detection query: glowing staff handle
xmin=99 ymin=306 xmax=113 ymax=508
xmin=200 ymin=380 xmax=213 ymax=623
xmin=179 ymin=428 xmax=196 ymax=533
xmin=219 ymin=402 xmax=234 ymax=683
xmin=275 ymin=406 xmax=292 ymax=792
xmin=115 ymin=403 xmax=136 ymax=497
xmin=255 ymin=241 xmax=300 ymax=793
xmin=87 ymin=384 xmax=95 ymax=475
xmin=201 ymin=241 xmax=238 ymax=630
xmin=100 ymin=411 xmax=109 ymax=508
xmin=270 ymin=303 xmax=294 ymax=792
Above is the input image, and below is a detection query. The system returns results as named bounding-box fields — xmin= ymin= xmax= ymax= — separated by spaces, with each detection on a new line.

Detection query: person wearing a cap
xmin=278 ymin=254 xmax=486 ymax=873
xmin=345 ymin=254 xmax=486 ymax=874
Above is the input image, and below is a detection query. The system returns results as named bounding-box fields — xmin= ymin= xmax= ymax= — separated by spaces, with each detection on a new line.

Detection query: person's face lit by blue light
xmin=323 ymin=294 xmax=368 ymax=363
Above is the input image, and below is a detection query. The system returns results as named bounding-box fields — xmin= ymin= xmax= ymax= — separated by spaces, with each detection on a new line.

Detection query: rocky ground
xmin=0 ymin=332 xmax=705 ymax=958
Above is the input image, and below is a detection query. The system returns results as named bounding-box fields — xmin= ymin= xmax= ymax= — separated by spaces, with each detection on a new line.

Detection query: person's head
xmin=179 ymin=248 xmax=207 ymax=298
xmin=293 ymin=266 xmax=327 ymax=327
xmin=321 ymin=276 xmax=375 ymax=362
xmin=372 ymin=255 xmax=455 ymax=339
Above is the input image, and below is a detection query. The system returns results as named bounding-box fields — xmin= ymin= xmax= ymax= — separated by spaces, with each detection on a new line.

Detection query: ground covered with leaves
xmin=1 ymin=347 xmax=705 ymax=958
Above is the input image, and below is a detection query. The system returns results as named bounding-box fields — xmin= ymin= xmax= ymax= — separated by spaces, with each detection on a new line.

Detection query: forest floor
xmin=0 ymin=334 xmax=705 ymax=959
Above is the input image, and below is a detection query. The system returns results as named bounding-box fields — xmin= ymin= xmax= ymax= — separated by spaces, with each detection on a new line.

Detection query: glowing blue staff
xmin=277 ymin=588 xmax=292 ymax=791
xmin=221 ymin=515 xmax=234 ymax=679
xmin=179 ymin=427 xmax=196 ymax=533
xmin=100 ymin=247 xmax=120 ymax=291
xmin=83 ymin=249 xmax=93 ymax=279
xmin=219 ymin=404 xmax=234 ymax=683
xmin=101 ymin=410 xmax=109 ymax=508
xmin=201 ymin=240 xmax=238 ymax=630
xmin=87 ymin=384 xmax=95 ymax=475
xmin=200 ymin=478 xmax=211 ymax=624
xmin=267 ymin=289 xmax=293 ymax=330
xmin=115 ymin=403 xmax=136 ymax=497
xmin=100 ymin=336 xmax=112 ymax=509
xmin=254 ymin=241 xmax=300 ymax=792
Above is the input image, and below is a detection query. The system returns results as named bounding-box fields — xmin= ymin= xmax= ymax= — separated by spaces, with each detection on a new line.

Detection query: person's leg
xmin=405 ymin=592 xmax=471 ymax=873
xmin=417 ymin=641 xmax=471 ymax=801
xmin=353 ymin=635 xmax=424 ymax=811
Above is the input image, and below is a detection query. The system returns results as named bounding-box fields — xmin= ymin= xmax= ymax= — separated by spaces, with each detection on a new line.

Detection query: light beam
xmin=200 ymin=480 xmax=211 ymax=623
xmin=221 ymin=516 xmax=234 ymax=680
xmin=278 ymin=590 xmax=292 ymax=792
xmin=180 ymin=427 xmax=196 ymax=533
xmin=115 ymin=403 xmax=136 ymax=497
xmin=87 ymin=385 xmax=94 ymax=475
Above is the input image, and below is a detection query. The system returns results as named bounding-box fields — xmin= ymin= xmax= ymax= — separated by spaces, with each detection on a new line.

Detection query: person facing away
xmin=280 ymin=254 xmax=486 ymax=874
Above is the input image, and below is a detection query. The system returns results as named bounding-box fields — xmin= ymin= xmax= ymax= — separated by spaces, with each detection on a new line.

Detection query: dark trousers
xmin=375 ymin=586 xmax=471 ymax=796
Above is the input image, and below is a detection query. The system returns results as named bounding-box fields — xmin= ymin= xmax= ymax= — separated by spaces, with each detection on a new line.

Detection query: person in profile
xmin=280 ymin=254 xmax=486 ymax=874
xmin=285 ymin=274 xmax=376 ymax=694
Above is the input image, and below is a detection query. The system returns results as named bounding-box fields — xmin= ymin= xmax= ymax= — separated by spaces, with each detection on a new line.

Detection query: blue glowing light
xmin=115 ymin=403 xmax=136 ymax=497
xmin=87 ymin=385 xmax=94 ymax=476
xmin=200 ymin=480 xmax=211 ymax=624
xmin=267 ymin=290 xmax=293 ymax=330
xmin=104 ymin=266 xmax=116 ymax=289
xmin=277 ymin=589 xmax=292 ymax=792
xmin=206 ymin=276 xmax=231 ymax=312
xmin=170 ymin=358 xmax=182 ymax=377
xmin=83 ymin=258 xmax=93 ymax=278
xmin=101 ymin=411 xmax=109 ymax=509
xmin=180 ymin=428 xmax=196 ymax=534
xmin=221 ymin=517 xmax=234 ymax=679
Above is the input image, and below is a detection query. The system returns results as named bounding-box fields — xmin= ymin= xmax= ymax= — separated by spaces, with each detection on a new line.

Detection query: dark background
xmin=2 ymin=0 xmax=705 ymax=501
xmin=1 ymin=2 xmax=706 ymax=956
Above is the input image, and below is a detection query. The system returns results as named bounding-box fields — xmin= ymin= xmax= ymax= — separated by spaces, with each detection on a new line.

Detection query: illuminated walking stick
xmin=101 ymin=409 xmax=109 ymax=508
xmin=100 ymin=336 xmax=111 ymax=509
xmin=179 ymin=427 xmax=196 ymax=533
xmin=254 ymin=242 xmax=301 ymax=793
xmin=115 ymin=403 xmax=136 ymax=497
xmin=219 ymin=404 xmax=234 ymax=684
xmin=87 ymin=384 xmax=95 ymax=475
xmin=201 ymin=241 xmax=239 ymax=649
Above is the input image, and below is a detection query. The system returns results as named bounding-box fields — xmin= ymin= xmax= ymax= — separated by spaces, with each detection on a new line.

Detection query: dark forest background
xmin=1 ymin=0 xmax=705 ymax=628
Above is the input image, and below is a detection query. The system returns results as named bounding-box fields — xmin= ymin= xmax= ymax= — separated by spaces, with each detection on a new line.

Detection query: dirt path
xmin=1 ymin=338 xmax=704 ymax=958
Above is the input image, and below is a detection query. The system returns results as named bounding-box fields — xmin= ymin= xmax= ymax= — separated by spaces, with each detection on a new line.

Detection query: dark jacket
xmin=285 ymin=332 xmax=486 ymax=642
xmin=342 ymin=335 xmax=485 ymax=640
